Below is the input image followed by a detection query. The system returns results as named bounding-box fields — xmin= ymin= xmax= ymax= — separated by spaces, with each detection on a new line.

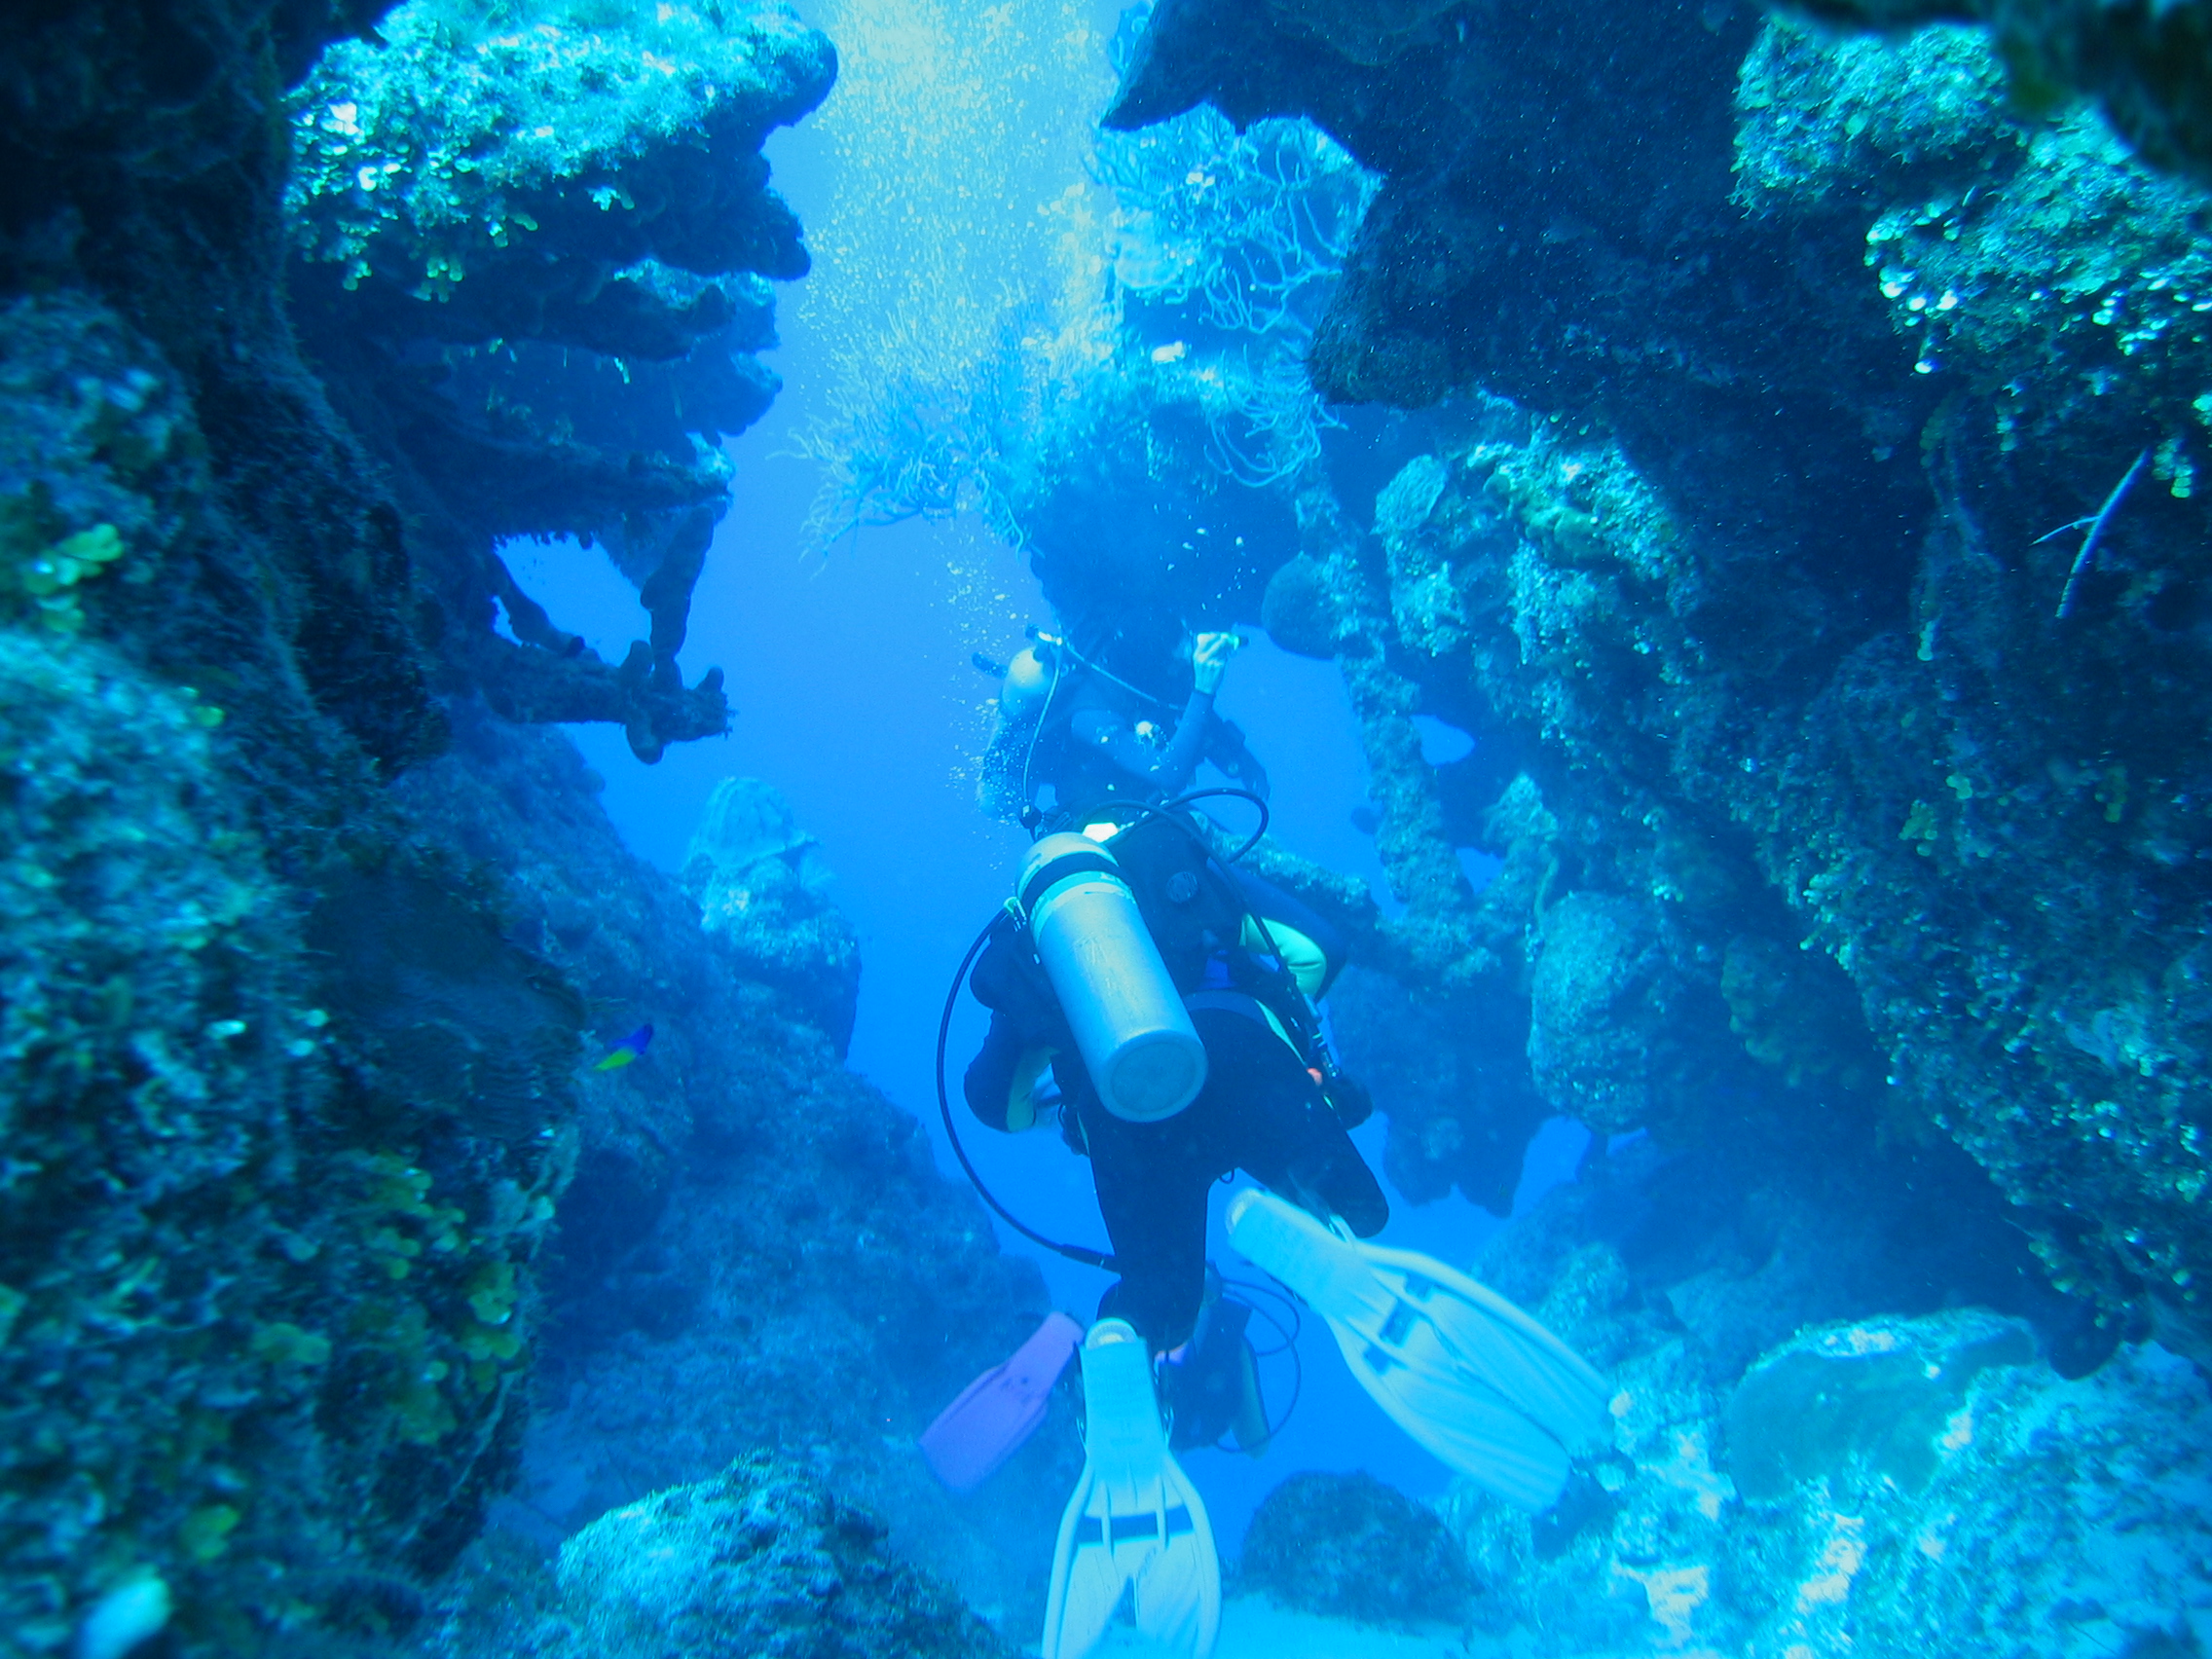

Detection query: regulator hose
xmin=936 ymin=909 xmax=1117 ymax=1271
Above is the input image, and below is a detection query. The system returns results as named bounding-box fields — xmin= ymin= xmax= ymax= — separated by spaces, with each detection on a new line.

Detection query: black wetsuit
xmin=1049 ymin=678 xmax=1218 ymax=811
xmin=1076 ymin=996 xmax=1386 ymax=1346
xmin=1012 ymin=658 xmax=1268 ymax=821
xmin=964 ymin=814 xmax=1386 ymax=1350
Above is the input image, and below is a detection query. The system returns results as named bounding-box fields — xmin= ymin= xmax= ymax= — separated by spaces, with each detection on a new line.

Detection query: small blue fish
xmin=593 ymin=1023 xmax=653 ymax=1072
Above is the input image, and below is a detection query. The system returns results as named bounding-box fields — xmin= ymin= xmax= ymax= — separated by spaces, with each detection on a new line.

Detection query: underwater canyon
xmin=4 ymin=0 xmax=2212 ymax=1655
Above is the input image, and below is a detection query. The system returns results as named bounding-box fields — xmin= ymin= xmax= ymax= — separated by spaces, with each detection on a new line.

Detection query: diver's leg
xmin=1302 ymin=1121 xmax=1389 ymax=1236
xmin=1080 ymin=1100 xmax=1218 ymax=1352
xmin=1233 ymin=869 xmax=1349 ymax=997
xmin=1236 ymin=1053 xmax=1389 ymax=1238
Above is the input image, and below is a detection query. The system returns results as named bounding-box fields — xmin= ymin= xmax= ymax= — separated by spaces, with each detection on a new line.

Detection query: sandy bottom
xmin=1064 ymin=1596 xmax=1471 ymax=1658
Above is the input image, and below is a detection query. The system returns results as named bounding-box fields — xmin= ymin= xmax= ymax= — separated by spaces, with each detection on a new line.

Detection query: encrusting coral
xmin=286 ymin=0 xmax=834 ymax=762
xmin=0 ymin=1 xmax=967 ymax=1652
xmin=1041 ymin=0 xmax=2212 ymax=1362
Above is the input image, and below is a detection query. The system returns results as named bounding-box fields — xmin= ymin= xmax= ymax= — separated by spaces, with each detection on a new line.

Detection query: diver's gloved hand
xmin=1191 ymin=631 xmax=1240 ymax=696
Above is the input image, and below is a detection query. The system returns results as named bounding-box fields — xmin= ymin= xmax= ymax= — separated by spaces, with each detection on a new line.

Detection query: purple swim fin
xmin=922 ymin=1311 xmax=1084 ymax=1493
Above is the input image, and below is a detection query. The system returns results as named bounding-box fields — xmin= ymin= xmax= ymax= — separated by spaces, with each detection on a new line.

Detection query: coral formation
xmin=557 ymin=1453 xmax=1014 ymax=1658
xmin=1073 ymin=0 xmax=2212 ymax=1358
xmin=1239 ymin=1470 xmax=1478 ymax=1630
xmin=287 ymin=0 xmax=833 ymax=761
xmin=1783 ymin=0 xmax=2212 ymax=192
xmin=414 ymin=1454 xmax=1015 ymax=1658
xmin=682 ymin=778 xmax=861 ymax=1051
xmin=1444 ymin=1232 xmax=2212 ymax=1658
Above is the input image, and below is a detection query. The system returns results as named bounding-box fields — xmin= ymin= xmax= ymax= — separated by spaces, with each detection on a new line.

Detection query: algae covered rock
xmin=286 ymin=0 xmax=835 ymax=763
xmin=0 ymin=294 xmax=189 ymax=641
xmin=1240 ymin=1470 xmax=1478 ymax=1630
xmin=0 ymin=632 xmax=574 ymax=1643
xmin=1717 ymin=1312 xmax=2212 ymax=1657
xmin=0 ymin=633 xmax=297 ymax=1644
xmin=556 ymin=1452 xmax=1013 ymax=1658
xmin=1784 ymin=0 xmax=2212 ymax=191
xmin=287 ymin=0 xmax=830 ymax=298
xmin=681 ymin=778 xmax=860 ymax=1051
xmin=1451 ymin=1307 xmax=2212 ymax=1657
xmin=1723 ymin=1309 xmax=2037 ymax=1502
xmin=1733 ymin=18 xmax=2016 ymax=212
xmin=1528 ymin=891 xmax=1691 ymax=1136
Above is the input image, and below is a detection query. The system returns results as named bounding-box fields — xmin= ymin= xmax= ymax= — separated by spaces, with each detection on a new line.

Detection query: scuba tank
xmin=1018 ymin=832 xmax=1206 ymax=1123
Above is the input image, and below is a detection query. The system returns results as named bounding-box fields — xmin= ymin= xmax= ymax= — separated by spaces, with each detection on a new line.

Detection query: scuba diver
xmin=964 ymin=810 xmax=1383 ymax=1351
xmin=982 ymin=618 xmax=1270 ymax=826
xmin=927 ymin=614 xmax=1612 ymax=1659
xmin=983 ymin=619 xmax=1341 ymax=1003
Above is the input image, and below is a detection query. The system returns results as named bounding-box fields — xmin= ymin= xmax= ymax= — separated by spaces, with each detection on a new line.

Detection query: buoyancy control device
xmin=1018 ymin=831 xmax=1206 ymax=1123
xmin=933 ymin=787 xmax=1308 ymax=1272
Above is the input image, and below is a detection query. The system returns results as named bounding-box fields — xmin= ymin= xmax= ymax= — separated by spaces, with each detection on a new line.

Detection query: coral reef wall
xmin=3 ymin=0 xmax=509 ymax=1637
xmin=0 ymin=3 xmax=1029 ymax=1653
xmin=1082 ymin=0 xmax=2212 ymax=1366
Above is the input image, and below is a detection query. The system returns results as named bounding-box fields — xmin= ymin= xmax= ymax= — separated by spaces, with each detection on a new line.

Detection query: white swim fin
xmin=1226 ymin=1187 xmax=1609 ymax=1512
xmin=1042 ymin=1319 xmax=1221 ymax=1659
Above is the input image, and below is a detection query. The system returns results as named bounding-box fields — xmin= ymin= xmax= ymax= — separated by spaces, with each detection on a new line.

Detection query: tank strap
xmin=1016 ymin=849 xmax=1122 ymax=914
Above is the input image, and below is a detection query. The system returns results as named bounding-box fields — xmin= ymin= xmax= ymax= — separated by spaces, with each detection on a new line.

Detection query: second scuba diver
xmin=928 ymin=618 xmax=1611 ymax=1659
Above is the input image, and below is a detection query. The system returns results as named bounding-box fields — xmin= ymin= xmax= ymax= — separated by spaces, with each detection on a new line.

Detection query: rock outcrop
xmin=0 ymin=1 xmax=1042 ymax=1652
xmin=682 ymin=778 xmax=862 ymax=1051
xmin=1075 ymin=0 xmax=2212 ymax=1358
xmin=1446 ymin=1280 xmax=2212 ymax=1655
xmin=287 ymin=0 xmax=834 ymax=760
xmin=416 ymin=1454 xmax=1015 ymax=1659
xmin=1239 ymin=1470 xmax=1478 ymax=1630
xmin=556 ymin=1455 xmax=1014 ymax=1659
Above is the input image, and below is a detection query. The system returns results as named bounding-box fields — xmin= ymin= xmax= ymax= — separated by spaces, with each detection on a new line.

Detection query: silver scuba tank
xmin=1018 ymin=831 xmax=1207 ymax=1123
